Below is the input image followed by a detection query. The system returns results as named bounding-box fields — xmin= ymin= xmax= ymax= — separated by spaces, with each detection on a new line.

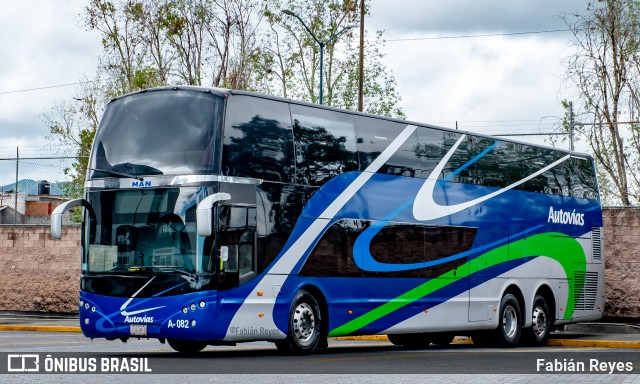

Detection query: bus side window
xmin=355 ymin=116 xmax=421 ymax=177
xmin=222 ymin=96 xmax=295 ymax=182
xmin=416 ymin=128 xmax=461 ymax=179
xmin=291 ymin=104 xmax=358 ymax=186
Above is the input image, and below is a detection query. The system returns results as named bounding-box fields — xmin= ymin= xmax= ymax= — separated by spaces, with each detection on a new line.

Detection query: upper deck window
xmin=221 ymin=95 xmax=295 ymax=182
xmin=90 ymin=90 xmax=223 ymax=178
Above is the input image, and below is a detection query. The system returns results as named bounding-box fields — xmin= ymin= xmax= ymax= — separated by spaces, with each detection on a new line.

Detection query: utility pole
xmin=15 ymin=147 xmax=18 ymax=224
xmin=358 ymin=0 xmax=365 ymax=112
xmin=282 ymin=10 xmax=356 ymax=105
xmin=569 ymin=101 xmax=575 ymax=151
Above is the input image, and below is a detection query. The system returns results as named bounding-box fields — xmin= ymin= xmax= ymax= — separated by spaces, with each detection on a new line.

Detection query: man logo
xmin=7 ymin=354 xmax=39 ymax=372
xmin=131 ymin=180 xmax=152 ymax=188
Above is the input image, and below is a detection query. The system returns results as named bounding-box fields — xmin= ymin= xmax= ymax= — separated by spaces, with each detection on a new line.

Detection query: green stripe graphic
xmin=328 ymin=232 xmax=586 ymax=337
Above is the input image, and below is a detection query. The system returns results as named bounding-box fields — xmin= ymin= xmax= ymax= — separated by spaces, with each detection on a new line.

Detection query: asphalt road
xmin=1 ymin=331 xmax=640 ymax=382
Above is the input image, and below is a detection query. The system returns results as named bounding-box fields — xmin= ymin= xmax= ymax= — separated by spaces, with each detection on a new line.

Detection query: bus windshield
xmin=83 ymin=187 xmax=212 ymax=276
xmin=89 ymin=90 xmax=223 ymax=178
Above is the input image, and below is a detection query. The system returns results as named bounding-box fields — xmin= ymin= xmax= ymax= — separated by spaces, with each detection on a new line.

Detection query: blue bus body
xmin=54 ymin=86 xmax=603 ymax=353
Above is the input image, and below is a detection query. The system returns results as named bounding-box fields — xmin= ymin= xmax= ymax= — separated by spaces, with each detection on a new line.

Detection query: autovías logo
xmin=547 ymin=206 xmax=585 ymax=226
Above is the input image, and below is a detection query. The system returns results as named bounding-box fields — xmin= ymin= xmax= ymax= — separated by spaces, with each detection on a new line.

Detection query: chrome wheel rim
xmin=532 ymin=305 xmax=548 ymax=337
xmin=503 ymin=305 xmax=518 ymax=340
xmin=293 ymin=303 xmax=316 ymax=345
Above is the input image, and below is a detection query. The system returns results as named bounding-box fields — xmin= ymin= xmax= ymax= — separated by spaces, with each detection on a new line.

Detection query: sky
xmin=0 ymin=0 xmax=593 ymax=165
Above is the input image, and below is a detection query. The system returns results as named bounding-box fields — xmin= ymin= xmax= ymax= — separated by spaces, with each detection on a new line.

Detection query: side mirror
xmin=196 ymin=192 xmax=231 ymax=236
xmin=51 ymin=198 xmax=89 ymax=240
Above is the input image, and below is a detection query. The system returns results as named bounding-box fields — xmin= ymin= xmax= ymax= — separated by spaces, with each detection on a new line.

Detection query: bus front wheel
xmin=167 ymin=339 xmax=208 ymax=354
xmin=276 ymin=290 xmax=322 ymax=355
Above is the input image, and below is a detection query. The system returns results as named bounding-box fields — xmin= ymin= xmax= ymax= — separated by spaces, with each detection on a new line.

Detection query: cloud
xmin=0 ymin=0 xmax=100 ymax=120
xmin=0 ymin=0 xmax=100 ymax=160
xmin=369 ymin=0 xmax=589 ymax=36
xmin=380 ymin=35 xmax=569 ymax=133
xmin=0 ymin=118 xmax=51 ymax=153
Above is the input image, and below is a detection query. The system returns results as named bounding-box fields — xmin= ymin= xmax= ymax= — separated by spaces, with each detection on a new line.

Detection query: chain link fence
xmin=0 ymin=155 xmax=83 ymax=225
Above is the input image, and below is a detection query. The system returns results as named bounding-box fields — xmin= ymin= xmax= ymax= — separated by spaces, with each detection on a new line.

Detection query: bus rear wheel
xmin=472 ymin=293 xmax=522 ymax=348
xmin=521 ymin=294 xmax=552 ymax=346
xmin=167 ymin=339 xmax=208 ymax=353
xmin=495 ymin=293 xmax=522 ymax=347
xmin=275 ymin=289 xmax=322 ymax=355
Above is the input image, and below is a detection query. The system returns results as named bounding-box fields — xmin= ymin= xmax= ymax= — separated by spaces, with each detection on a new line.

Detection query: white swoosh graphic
xmin=413 ymin=134 xmax=571 ymax=221
xmin=119 ymin=276 xmax=166 ymax=316
xmin=225 ymin=125 xmax=419 ymax=340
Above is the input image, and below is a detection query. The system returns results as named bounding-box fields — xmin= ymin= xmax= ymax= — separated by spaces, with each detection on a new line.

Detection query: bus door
xmin=216 ymin=204 xmax=257 ymax=290
xmin=468 ymin=230 xmax=507 ymax=322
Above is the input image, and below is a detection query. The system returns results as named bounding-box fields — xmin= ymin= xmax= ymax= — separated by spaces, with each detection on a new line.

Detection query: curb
xmin=0 ymin=325 xmax=81 ymax=333
xmin=546 ymin=339 xmax=640 ymax=349
xmin=333 ymin=335 xmax=474 ymax=344
xmin=1 ymin=325 xmax=638 ymax=349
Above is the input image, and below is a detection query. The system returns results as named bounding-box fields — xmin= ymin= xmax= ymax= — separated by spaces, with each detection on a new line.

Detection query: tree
xmin=563 ymin=0 xmax=640 ymax=205
xmin=258 ymin=0 xmax=404 ymax=118
xmin=82 ymin=0 xmax=263 ymax=92
xmin=45 ymin=0 xmax=406 ymax=205
xmin=45 ymin=0 xmax=262 ymax=205
xmin=42 ymin=77 xmax=109 ymax=221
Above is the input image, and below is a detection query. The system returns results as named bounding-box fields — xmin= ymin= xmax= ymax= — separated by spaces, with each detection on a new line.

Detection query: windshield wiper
xmin=132 ymin=265 xmax=196 ymax=278
xmin=88 ymin=167 xmax=143 ymax=181
xmin=129 ymin=265 xmax=212 ymax=289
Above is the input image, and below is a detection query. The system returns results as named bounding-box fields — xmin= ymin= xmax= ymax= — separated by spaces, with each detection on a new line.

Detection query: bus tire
xmin=496 ymin=293 xmax=522 ymax=347
xmin=429 ymin=332 xmax=455 ymax=346
xmin=276 ymin=289 xmax=322 ymax=355
xmin=521 ymin=294 xmax=552 ymax=346
xmin=387 ymin=333 xmax=431 ymax=348
xmin=167 ymin=339 xmax=207 ymax=353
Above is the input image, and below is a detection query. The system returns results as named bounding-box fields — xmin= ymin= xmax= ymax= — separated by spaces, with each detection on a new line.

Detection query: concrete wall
xmin=602 ymin=208 xmax=640 ymax=319
xmin=0 ymin=225 xmax=80 ymax=313
xmin=0 ymin=208 xmax=639 ymax=318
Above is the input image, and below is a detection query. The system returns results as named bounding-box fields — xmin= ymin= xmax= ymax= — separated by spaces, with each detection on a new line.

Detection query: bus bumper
xmin=78 ymin=291 xmax=219 ymax=341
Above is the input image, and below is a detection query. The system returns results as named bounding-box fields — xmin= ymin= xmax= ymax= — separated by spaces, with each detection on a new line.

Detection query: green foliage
xmin=257 ymin=0 xmax=404 ymax=118
xmin=563 ymin=0 xmax=640 ymax=205
xmin=46 ymin=0 xmax=406 ymax=212
xmin=42 ymin=78 xmax=106 ymax=222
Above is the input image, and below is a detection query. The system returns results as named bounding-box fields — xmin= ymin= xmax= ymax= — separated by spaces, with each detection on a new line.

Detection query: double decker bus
xmin=51 ymin=86 xmax=604 ymax=354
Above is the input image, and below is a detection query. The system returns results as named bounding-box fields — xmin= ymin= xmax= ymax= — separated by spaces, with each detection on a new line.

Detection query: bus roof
xmin=112 ymin=85 xmax=593 ymax=160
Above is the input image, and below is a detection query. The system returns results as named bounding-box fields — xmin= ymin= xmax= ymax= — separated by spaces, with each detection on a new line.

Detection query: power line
xmin=0 ymin=80 xmax=100 ymax=96
xmin=437 ymin=119 xmax=559 ymax=124
xmin=383 ymin=29 xmax=572 ymax=42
